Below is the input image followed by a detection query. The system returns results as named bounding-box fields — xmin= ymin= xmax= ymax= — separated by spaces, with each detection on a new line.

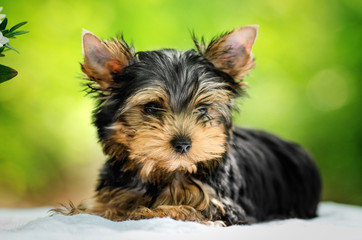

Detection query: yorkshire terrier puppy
xmin=55 ymin=25 xmax=321 ymax=226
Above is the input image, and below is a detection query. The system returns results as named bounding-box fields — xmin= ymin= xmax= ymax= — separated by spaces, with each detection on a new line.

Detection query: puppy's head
xmin=81 ymin=26 xmax=258 ymax=181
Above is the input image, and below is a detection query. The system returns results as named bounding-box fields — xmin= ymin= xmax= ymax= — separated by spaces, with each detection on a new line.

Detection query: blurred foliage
xmin=0 ymin=64 xmax=17 ymax=83
xmin=0 ymin=16 xmax=28 ymax=83
xmin=0 ymin=0 xmax=361 ymax=207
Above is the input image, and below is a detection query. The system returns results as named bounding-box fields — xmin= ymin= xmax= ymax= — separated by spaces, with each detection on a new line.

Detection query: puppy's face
xmin=81 ymin=26 xmax=258 ymax=181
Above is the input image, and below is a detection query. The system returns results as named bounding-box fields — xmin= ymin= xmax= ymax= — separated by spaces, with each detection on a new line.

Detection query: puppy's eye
xmin=144 ymin=102 xmax=162 ymax=115
xmin=198 ymin=106 xmax=208 ymax=116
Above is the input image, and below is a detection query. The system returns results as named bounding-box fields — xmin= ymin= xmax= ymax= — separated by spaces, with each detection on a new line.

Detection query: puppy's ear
xmin=194 ymin=25 xmax=258 ymax=82
xmin=81 ymin=30 xmax=133 ymax=90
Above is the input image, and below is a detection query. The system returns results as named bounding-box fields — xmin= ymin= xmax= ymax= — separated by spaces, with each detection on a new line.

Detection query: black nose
xmin=172 ymin=138 xmax=191 ymax=154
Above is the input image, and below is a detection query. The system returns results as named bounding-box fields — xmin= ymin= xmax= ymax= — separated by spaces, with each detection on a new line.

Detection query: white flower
xmin=0 ymin=31 xmax=9 ymax=47
xmin=0 ymin=7 xmax=5 ymax=23
xmin=0 ymin=7 xmax=8 ymax=47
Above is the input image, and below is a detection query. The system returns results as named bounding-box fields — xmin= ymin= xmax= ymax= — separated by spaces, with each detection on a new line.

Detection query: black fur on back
xmin=200 ymin=127 xmax=321 ymax=224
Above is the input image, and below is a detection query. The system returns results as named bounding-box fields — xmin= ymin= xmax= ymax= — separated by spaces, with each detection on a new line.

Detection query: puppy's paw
xmin=202 ymin=220 xmax=227 ymax=227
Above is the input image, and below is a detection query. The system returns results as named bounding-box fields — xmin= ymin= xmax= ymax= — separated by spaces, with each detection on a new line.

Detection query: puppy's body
xmin=55 ymin=26 xmax=321 ymax=226
xmin=96 ymin=127 xmax=320 ymax=225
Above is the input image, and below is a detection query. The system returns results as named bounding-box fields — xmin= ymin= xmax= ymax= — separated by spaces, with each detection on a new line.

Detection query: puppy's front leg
xmin=128 ymin=205 xmax=226 ymax=226
xmin=129 ymin=205 xmax=203 ymax=221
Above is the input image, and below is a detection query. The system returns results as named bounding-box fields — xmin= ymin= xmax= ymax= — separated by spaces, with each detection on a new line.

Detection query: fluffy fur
xmin=54 ymin=25 xmax=321 ymax=226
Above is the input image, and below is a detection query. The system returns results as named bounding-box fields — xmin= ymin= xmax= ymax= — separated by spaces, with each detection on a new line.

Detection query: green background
xmin=0 ymin=0 xmax=361 ymax=207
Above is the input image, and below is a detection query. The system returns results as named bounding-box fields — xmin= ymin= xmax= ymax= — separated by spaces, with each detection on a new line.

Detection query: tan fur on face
xmin=129 ymin=115 xmax=226 ymax=179
xmin=104 ymin=87 xmax=230 ymax=182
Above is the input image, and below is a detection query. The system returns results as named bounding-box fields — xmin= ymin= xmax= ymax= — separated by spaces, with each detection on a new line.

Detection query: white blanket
xmin=0 ymin=202 xmax=361 ymax=240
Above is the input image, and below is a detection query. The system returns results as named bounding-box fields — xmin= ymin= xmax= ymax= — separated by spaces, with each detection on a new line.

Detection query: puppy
xmin=55 ymin=25 xmax=321 ymax=226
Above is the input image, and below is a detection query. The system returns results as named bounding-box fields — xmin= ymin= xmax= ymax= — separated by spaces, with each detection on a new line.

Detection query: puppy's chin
xmin=164 ymin=155 xmax=200 ymax=172
xmin=125 ymin=152 xmax=221 ymax=182
xmin=130 ymin=155 xmax=196 ymax=179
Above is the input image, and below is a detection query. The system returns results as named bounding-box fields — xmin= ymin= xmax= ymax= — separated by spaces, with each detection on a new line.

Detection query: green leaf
xmin=0 ymin=64 xmax=18 ymax=83
xmin=0 ymin=18 xmax=8 ymax=31
xmin=9 ymin=21 xmax=28 ymax=32
xmin=4 ymin=43 xmax=19 ymax=53
xmin=1 ymin=29 xmax=9 ymax=35
xmin=5 ymin=30 xmax=29 ymax=38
